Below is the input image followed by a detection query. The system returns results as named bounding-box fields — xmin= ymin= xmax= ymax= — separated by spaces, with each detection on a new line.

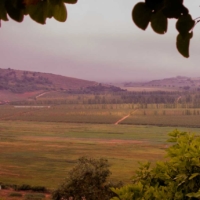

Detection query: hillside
xmin=123 ymin=76 xmax=200 ymax=91
xmin=0 ymin=68 xmax=125 ymax=102
xmin=0 ymin=68 xmax=97 ymax=93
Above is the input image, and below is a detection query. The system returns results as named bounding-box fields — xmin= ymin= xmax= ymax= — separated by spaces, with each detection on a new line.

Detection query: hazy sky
xmin=0 ymin=0 xmax=200 ymax=82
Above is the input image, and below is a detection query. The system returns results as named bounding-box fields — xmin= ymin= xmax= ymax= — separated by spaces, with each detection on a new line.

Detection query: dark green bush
xmin=52 ymin=157 xmax=122 ymax=200
xmin=16 ymin=184 xmax=32 ymax=191
xmin=24 ymin=193 xmax=45 ymax=200
xmin=31 ymin=186 xmax=47 ymax=192
xmin=14 ymin=184 xmax=47 ymax=192
xmin=9 ymin=192 xmax=23 ymax=197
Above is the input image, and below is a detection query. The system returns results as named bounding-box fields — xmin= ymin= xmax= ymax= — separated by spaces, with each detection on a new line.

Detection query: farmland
xmin=1 ymin=104 xmax=200 ymax=127
xmin=1 ymin=120 xmax=200 ymax=190
xmin=1 ymin=103 xmax=200 ymax=190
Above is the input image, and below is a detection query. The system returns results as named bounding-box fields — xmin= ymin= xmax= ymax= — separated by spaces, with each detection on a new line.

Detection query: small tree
xmin=52 ymin=157 xmax=120 ymax=200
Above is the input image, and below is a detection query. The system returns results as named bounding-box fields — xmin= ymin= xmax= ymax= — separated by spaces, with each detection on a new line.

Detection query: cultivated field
xmin=1 ymin=105 xmax=200 ymax=127
xmin=1 ymin=103 xmax=200 ymax=192
xmin=0 ymin=104 xmax=134 ymax=124
xmin=1 ymin=120 xmax=200 ymax=190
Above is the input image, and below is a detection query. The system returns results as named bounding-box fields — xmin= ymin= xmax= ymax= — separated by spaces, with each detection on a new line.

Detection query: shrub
xmin=111 ymin=130 xmax=200 ymax=200
xmin=24 ymin=193 xmax=45 ymax=200
xmin=14 ymin=184 xmax=47 ymax=192
xmin=15 ymin=184 xmax=32 ymax=191
xmin=52 ymin=157 xmax=121 ymax=200
xmin=0 ymin=183 xmax=18 ymax=190
xmin=9 ymin=192 xmax=23 ymax=197
xmin=31 ymin=186 xmax=47 ymax=192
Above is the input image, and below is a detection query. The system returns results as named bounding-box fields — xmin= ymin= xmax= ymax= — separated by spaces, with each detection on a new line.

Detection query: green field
xmin=1 ymin=104 xmax=200 ymax=190
xmin=1 ymin=105 xmax=200 ymax=127
xmin=1 ymin=120 xmax=200 ymax=189
xmin=0 ymin=104 xmax=133 ymax=124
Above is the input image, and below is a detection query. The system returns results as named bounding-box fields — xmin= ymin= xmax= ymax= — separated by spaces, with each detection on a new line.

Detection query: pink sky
xmin=0 ymin=0 xmax=200 ymax=82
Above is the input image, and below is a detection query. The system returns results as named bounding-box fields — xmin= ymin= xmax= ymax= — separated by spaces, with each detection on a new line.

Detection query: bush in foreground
xmin=111 ymin=130 xmax=200 ymax=200
xmin=52 ymin=157 xmax=121 ymax=200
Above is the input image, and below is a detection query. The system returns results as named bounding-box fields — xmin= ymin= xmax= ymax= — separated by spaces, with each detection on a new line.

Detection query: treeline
xmin=67 ymin=84 xmax=126 ymax=94
xmin=9 ymin=90 xmax=200 ymax=107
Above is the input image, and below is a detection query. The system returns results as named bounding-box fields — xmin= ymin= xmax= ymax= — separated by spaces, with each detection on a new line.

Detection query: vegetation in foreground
xmin=112 ymin=130 xmax=200 ymax=200
xmin=52 ymin=130 xmax=200 ymax=200
xmin=52 ymin=157 xmax=121 ymax=200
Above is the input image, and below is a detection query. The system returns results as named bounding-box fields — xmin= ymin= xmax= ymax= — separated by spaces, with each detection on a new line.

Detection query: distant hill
xmin=123 ymin=76 xmax=200 ymax=91
xmin=0 ymin=68 xmax=125 ymax=102
xmin=0 ymin=68 xmax=97 ymax=93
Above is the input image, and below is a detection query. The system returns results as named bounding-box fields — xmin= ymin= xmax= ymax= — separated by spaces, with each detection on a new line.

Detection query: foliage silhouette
xmin=0 ymin=0 xmax=198 ymax=57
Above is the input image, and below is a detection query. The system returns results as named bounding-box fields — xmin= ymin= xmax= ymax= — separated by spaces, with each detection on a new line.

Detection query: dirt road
xmin=114 ymin=108 xmax=138 ymax=125
xmin=114 ymin=114 xmax=130 ymax=125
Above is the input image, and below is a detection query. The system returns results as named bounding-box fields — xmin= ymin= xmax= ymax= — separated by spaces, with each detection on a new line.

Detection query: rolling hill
xmin=0 ymin=68 xmax=98 ymax=101
xmin=123 ymin=76 xmax=200 ymax=91
xmin=0 ymin=68 xmax=124 ymax=102
xmin=0 ymin=68 xmax=97 ymax=92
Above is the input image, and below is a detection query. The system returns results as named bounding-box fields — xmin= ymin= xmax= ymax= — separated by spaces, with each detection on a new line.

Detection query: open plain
xmin=1 ymin=111 xmax=200 ymax=189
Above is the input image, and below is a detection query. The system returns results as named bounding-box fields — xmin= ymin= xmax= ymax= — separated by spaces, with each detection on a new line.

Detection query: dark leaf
xmin=145 ymin=0 xmax=164 ymax=12
xmin=53 ymin=2 xmax=67 ymax=22
xmin=5 ymin=0 xmax=24 ymax=22
xmin=63 ymin=0 xmax=78 ymax=4
xmin=151 ymin=11 xmax=167 ymax=34
xmin=47 ymin=2 xmax=54 ymax=18
xmin=0 ymin=0 xmax=8 ymax=21
xmin=176 ymin=32 xmax=193 ymax=58
xmin=176 ymin=14 xmax=195 ymax=36
xmin=23 ymin=0 xmax=40 ymax=6
xmin=132 ymin=2 xmax=152 ymax=30
xmin=28 ymin=1 xmax=50 ymax=24
xmin=50 ymin=0 xmax=62 ymax=6
xmin=163 ymin=0 xmax=188 ymax=19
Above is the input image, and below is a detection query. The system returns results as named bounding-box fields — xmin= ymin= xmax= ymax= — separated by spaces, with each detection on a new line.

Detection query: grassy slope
xmin=0 ymin=68 xmax=97 ymax=101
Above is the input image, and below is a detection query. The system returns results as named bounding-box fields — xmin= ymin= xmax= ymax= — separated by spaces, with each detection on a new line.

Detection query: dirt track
xmin=114 ymin=108 xmax=138 ymax=125
xmin=114 ymin=114 xmax=130 ymax=125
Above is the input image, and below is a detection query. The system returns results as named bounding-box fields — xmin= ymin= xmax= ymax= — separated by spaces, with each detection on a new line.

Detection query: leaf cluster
xmin=0 ymin=0 xmax=198 ymax=57
xmin=132 ymin=0 xmax=196 ymax=57
xmin=111 ymin=130 xmax=200 ymax=200
xmin=0 ymin=0 xmax=77 ymax=25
